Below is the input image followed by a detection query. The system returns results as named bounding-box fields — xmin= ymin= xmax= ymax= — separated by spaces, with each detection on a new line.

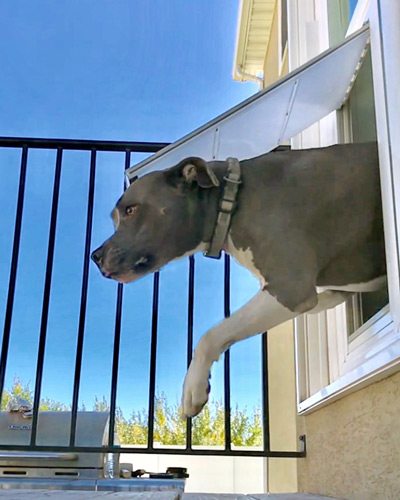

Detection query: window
xmin=296 ymin=0 xmax=400 ymax=413
xmin=339 ymin=48 xmax=389 ymax=337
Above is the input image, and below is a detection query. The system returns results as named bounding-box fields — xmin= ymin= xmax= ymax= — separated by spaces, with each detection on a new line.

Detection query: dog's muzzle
xmin=91 ymin=246 xmax=103 ymax=266
xmin=91 ymin=245 xmax=155 ymax=280
xmin=91 ymin=245 xmax=113 ymax=278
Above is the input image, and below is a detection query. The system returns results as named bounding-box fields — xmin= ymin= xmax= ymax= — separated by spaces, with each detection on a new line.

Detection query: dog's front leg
xmin=182 ymin=289 xmax=296 ymax=417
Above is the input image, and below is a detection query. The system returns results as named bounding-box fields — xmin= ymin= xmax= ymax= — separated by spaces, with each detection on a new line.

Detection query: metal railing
xmin=0 ymin=136 xmax=305 ymax=458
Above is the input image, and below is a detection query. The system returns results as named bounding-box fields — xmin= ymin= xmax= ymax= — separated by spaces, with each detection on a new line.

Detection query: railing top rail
xmin=0 ymin=136 xmax=169 ymax=153
xmin=0 ymin=442 xmax=306 ymax=458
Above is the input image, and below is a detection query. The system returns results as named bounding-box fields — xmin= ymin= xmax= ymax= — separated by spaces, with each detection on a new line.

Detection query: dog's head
xmin=91 ymin=157 xmax=220 ymax=283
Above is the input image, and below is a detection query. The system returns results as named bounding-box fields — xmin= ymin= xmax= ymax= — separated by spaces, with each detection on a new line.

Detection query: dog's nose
xmin=91 ymin=247 xmax=103 ymax=266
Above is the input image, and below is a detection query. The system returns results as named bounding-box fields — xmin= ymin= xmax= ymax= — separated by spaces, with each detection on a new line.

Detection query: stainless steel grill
xmin=0 ymin=410 xmax=115 ymax=479
xmin=0 ymin=410 xmax=185 ymax=493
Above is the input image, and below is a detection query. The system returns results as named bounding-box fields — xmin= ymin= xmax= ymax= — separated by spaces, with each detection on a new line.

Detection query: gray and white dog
xmin=92 ymin=142 xmax=386 ymax=417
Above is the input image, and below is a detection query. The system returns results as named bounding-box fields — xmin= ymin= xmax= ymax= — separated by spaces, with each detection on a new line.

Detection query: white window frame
xmin=294 ymin=0 xmax=400 ymax=414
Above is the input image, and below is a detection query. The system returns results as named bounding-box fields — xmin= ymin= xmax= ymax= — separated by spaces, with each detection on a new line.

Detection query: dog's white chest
xmin=226 ymin=235 xmax=266 ymax=286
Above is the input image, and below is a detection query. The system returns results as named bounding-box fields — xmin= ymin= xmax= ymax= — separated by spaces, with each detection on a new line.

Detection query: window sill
xmin=297 ymin=312 xmax=400 ymax=414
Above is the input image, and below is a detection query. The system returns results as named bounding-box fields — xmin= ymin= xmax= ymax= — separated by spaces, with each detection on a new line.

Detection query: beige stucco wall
xmin=263 ymin=2 xmax=279 ymax=88
xmin=267 ymin=320 xmax=298 ymax=493
xmin=297 ymin=371 xmax=400 ymax=500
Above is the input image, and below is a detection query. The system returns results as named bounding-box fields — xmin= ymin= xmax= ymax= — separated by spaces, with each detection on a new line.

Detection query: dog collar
xmin=205 ymin=157 xmax=242 ymax=259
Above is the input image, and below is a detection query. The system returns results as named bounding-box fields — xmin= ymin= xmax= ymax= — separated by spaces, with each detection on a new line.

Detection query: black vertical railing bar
xmin=185 ymin=255 xmax=195 ymax=450
xmin=70 ymin=149 xmax=97 ymax=446
xmin=223 ymin=253 xmax=232 ymax=451
xmin=108 ymin=284 xmax=123 ymax=446
xmin=108 ymin=150 xmax=131 ymax=446
xmin=30 ymin=148 xmax=63 ymax=446
xmin=0 ymin=146 xmax=28 ymax=404
xmin=147 ymin=271 xmax=160 ymax=450
xmin=261 ymin=332 xmax=270 ymax=453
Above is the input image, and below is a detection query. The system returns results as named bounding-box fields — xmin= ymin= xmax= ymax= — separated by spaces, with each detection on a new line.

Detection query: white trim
xmin=329 ymin=306 xmax=393 ymax=377
xmin=347 ymin=305 xmax=390 ymax=353
xmin=298 ymin=315 xmax=400 ymax=414
xmin=369 ymin=0 xmax=400 ymax=332
xmin=295 ymin=307 xmax=398 ymax=413
xmin=347 ymin=0 xmax=371 ymax=35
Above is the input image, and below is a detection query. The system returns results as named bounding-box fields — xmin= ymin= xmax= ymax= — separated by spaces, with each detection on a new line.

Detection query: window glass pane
xmin=343 ymin=49 xmax=388 ymax=338
xmin=347 ymin=51 xmax=377 ymax=142
xmin=328 ymin=0 xmax=358 ymax=46
xmin=346 ymin=287 xmax=389 ymax=338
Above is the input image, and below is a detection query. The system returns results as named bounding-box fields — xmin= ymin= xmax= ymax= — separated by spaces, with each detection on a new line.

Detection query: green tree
xmin=121 ymin=396 xmax=262 ymax=448
xmin=231 ymin=405 xmax=262 ymax=446
xmin=39 ymin=398 xmax=69 ymax=411
xmin=192 ymin=400 xmax=225 ymax=446
xmin=1 ymin=378 xmax=70 ymax=411
xmin=0 ymin=380 xmax=262 ymax=448
xmin=0 ymin=378 xmax=32 ymax=410
xmin=93 ymin=396 xmax=109 ymax=412
xmin=153 ymin=393 xmax=186 ymax=445
xmin=117 ymin=408 xmax=148 ymax=445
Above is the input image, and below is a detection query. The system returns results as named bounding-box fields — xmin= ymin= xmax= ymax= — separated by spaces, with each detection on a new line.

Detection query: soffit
xmin=233 ymin=0 xmax=277 ymax=80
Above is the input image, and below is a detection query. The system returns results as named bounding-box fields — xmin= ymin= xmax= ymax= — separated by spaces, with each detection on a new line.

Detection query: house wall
xmin=267 ymin=321 xmax=298 ymax=493
xmin=263 ymin=1 xmax=279 ymax=87
xmin=288 ymin=2 xmax=400 ymax=498
xmin=297 ymin=371 xmax=400 ymax=499
xmin=263 ymin=1 xmax=289 ymax=88
xmin=234 ymin=1 xmax=400 ymax=496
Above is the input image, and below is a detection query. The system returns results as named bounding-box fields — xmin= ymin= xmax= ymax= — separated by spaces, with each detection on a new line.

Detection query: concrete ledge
xmin=0 ymin=491 xmax=343 ymax=499
xmin=0 ymin=491 xmax=181 ymax=499
xmin=182 ymin=495 xmax=342 ymax=499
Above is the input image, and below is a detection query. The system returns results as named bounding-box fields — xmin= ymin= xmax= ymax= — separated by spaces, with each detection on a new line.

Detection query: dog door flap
xmin=127 ymin=25 xmax=370 ymax=180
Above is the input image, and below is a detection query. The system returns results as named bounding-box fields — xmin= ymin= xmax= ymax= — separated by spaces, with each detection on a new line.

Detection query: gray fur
xmin=92 ymin=142 xmax=385 ymax=313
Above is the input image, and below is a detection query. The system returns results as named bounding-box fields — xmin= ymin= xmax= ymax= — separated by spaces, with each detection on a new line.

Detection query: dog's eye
xmin=125 ymin=205 xmax=138 ymax=216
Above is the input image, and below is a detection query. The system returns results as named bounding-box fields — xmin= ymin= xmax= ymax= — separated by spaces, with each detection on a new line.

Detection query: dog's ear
xmin=166 ymin=157 xmax=220 ymax=189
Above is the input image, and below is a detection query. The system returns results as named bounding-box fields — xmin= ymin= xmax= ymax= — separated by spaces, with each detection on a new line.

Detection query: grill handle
xmin=0 ymin=452 xmax=78 ymax=461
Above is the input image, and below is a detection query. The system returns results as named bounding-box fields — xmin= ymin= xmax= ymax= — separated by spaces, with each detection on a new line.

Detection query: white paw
xmin=181 ymin=359 xmax=211 ymax=417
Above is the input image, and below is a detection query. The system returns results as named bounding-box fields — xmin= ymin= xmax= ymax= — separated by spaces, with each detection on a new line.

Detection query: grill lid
xmin=0 ymin=411 xmax=115 ymax=471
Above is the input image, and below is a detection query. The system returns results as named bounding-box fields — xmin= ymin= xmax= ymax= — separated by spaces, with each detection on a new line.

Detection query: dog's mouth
xmin=98 ymin=254 xmax=156 ymax=283
xmin=132 ymin=254 xmax=155 ymax=273
xmin=101 ymin=254 xmax=156 ymax=284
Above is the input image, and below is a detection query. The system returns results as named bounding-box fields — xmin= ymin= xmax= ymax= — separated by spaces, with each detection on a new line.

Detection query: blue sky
xmin=0 ymin=0 xmax=260 ymax=422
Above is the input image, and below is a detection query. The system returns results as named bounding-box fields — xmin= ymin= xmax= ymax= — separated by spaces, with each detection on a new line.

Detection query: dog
xmin=91 ymin=142 xmax=386 ymax=417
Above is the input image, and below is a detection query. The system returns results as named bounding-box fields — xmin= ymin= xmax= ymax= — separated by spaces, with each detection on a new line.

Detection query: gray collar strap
xmin=205 ymin=157 xmax=242 ymax=259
